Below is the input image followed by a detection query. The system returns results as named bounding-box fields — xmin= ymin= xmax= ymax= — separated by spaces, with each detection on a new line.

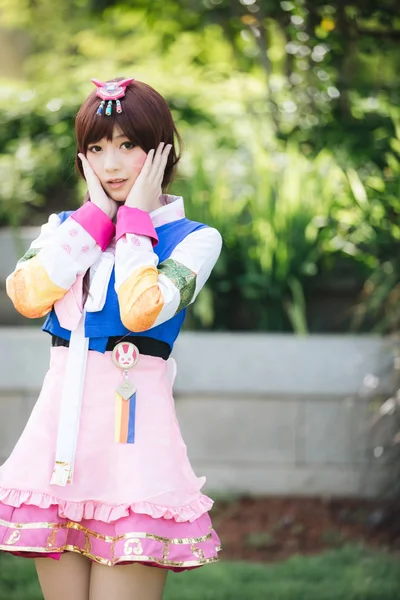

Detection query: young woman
xmin=0 ymin=77 xmax=222 ymax=600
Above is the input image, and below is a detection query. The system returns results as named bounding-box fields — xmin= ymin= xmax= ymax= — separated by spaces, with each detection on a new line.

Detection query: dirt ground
xmin=211 ymin=496 xmax=400 ymax=562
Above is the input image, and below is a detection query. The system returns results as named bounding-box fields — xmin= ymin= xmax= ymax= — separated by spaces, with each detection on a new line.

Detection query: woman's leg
xmin=89 ymin=562 xmax=168 ymax=600
xmin=34 ymin=552 xmax=92 ymax=600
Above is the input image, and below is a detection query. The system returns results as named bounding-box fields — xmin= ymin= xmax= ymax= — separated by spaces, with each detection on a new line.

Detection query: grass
xmin=0 ymin=545 xmax=399 ymax=600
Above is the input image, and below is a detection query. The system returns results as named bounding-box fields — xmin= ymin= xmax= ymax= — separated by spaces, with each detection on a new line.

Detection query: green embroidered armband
xmin=158 ymin=258 xmax=197 ymax=314
xmin=18 ymin=247 xmax=40 ymax=264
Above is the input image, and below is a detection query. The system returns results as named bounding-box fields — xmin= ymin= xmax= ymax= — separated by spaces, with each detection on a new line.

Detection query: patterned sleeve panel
xmin=6 ymin=204 xmax=114 ymax=318
xmin=115 ymin=227 xmax=223 ymax=332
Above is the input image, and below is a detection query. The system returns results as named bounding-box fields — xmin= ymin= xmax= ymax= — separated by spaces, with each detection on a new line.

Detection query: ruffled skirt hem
xmin=0 ymin=501 xmax=221 ymax=572
xmin=0 ymin=487 xmax=213 ymax=524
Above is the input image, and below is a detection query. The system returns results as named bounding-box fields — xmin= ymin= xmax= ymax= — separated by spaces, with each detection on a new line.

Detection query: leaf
xmin=346 ymin=168 xmax=369 ymax=210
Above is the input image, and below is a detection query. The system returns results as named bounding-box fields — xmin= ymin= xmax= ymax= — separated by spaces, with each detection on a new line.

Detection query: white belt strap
xmin=50 ymin=311 xmax=89 ymax=487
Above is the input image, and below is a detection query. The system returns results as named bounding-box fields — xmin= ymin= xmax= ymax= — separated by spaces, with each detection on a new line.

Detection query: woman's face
xmin=85 ymin=125 xmax=147 ymax=202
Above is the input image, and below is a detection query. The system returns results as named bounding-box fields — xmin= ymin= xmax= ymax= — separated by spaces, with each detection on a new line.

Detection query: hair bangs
xmin=75 ymin=92 xmax=116 ymax=150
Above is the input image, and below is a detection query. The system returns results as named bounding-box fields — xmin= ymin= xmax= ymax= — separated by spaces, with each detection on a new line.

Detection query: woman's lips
xmin=107 ymin=179 xmax=127 ymax=189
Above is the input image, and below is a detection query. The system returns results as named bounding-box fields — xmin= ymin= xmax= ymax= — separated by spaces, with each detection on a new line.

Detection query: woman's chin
xmin=108 ymin=191 xmax=128 ymax=203
xmin=109 ymin=187 xmax=134 ymax=203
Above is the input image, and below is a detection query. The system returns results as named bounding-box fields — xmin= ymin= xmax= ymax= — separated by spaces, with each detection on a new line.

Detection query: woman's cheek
xmin=132 ymin=150 xmax=147 ymax=173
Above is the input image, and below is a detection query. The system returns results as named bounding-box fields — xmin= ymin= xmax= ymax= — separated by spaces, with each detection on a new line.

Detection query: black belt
xmin=51 ymin=335 xmax=172 ymax=360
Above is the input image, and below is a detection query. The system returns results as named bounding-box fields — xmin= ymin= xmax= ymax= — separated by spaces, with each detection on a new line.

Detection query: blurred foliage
xmin=177 ymin=140 xmax=349 ymax=331
xmin=0 ymin=0 xmax=399 ymax=332
xmin=322 ymin=121 xmax=400 ymax=334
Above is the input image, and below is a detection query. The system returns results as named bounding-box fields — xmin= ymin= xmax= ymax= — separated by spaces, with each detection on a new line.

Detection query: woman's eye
xmin=121 ymin=141 xmax=134 ymax=150
xmin=88 ymin=145 xmax=102 ymax=153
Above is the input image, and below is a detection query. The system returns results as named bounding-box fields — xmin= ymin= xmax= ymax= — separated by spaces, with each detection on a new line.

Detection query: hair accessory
xmin=96 ymin=100 xmax=105 ymax=116
xmin=92 ymin=77 xmax=134 ymax=116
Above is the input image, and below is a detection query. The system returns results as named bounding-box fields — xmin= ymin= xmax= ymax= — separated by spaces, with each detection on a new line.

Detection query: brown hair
xmin=74 ymin=78 xmax=182 ymax=190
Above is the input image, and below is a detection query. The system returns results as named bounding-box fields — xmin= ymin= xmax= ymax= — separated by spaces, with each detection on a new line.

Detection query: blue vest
xmin=43 ymin=211 xmax=206 ymax=352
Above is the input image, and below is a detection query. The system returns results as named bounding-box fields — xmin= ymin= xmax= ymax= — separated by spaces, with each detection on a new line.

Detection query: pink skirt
xmin=0 ymin=347 xmax=221 ymax=570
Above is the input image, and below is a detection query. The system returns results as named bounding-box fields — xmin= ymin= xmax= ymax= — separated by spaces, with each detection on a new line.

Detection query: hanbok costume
xmin=0 ymin=195 xmax=222 ymax=570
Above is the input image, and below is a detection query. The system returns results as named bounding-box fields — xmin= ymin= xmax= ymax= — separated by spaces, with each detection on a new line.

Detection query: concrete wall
xmin=0 ymin=329 xmax=394 ymax=498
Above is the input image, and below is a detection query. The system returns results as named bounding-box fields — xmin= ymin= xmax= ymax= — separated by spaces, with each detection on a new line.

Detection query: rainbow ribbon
xmin=115 ymin=391 xmax=136 ymax=443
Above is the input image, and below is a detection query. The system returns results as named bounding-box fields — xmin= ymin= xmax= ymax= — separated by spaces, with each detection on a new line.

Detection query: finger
xmin=154 ymin=144 xmax=172 ymax=185
xmin=78 ymin=153 xmax=87 ymax=173
xmin=151 ymin=142 xmax=166 ymax=174
xmin=147 ymin=142 xmax=165 ymax=180
xmin=78 ymin=154 xmax=105 ymax=198
xmin=78 ymin=153 xmax=93 ymax=180
xmin=80 ymin=160 xmax=90 ymax=183
xmin=78 ymin=153 xmax=91 ymax=168
xmin=140 ymin=148 xmax=155 ymax=177
xmin=78 ymin=154 xmax=98 ymax=183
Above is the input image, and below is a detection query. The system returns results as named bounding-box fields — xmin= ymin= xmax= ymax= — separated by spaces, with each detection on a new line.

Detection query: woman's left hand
xmin=124 ymin=142 xmax=172 ymax=213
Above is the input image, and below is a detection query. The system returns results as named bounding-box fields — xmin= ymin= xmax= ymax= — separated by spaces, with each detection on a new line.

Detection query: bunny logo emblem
xmin=112 ymin=342 xmax=139 ymax=370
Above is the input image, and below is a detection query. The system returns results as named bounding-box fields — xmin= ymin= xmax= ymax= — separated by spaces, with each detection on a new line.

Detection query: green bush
xmin=176 ymin=138 xmax=349 ymax=332
xmin=0 ymin=85 xmax=79 ymax=226
xmin=322 ymin=120 xmax=400 ymax=334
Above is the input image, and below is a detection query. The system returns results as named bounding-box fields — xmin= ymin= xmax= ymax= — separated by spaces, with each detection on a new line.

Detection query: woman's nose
xmin=104 ymin=149 xmax=120 ymax=172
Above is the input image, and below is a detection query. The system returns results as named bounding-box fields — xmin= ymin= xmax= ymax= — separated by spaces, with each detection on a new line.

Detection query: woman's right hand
xmin=78 ymin=153 xmax=118 ymax=220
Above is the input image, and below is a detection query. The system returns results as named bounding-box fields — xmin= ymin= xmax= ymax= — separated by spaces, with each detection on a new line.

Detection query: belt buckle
xmin=112 ymin=342 xmax=140 ymax=370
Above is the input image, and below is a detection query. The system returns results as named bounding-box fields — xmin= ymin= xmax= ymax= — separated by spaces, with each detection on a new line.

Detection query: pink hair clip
xmin=92 ymin=78 xmax=135 ymax=116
